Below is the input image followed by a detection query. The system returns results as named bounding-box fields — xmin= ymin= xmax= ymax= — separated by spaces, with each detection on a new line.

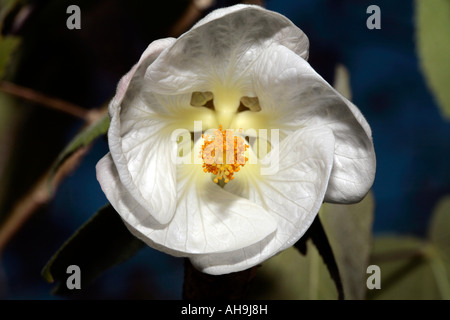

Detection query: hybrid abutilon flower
xmin=96 ymin=4 xmax=376 ymax=275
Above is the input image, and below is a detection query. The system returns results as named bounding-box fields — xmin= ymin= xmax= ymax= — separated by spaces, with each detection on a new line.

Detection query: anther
xmin=190 ymin=91 xmax=213 ymax=107
xmin=200 ymin=125 xmax=249 ymax=184
xmin=240 ymin=96 xmax=261 ymax=112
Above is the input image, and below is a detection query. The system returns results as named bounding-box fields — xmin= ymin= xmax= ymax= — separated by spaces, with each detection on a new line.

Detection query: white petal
xmin=190 ymin=5 xmax=309 ymax=59
xmin=108 ymin=110 xmax=178 ymax=225
xmin=107 ymin=39 xmax=180 ymax=225
xmin=234 ymin=44 xmax=375 ymax=203
xmin=157 ymin=163 xmax=277 ymax=254
xmin=144 ymin=5 xmax=309 ymax=95
xmin=192 ymin=127 xmax=335 ymax=274
xmin=96 ymin=154 xmax=277 ymax=256
xmin=323 ymin=100 xmax=376 ymax=203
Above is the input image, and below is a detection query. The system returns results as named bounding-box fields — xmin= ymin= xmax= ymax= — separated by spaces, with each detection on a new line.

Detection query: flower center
xmin=201 ymin=125 xmax=248 ymax=183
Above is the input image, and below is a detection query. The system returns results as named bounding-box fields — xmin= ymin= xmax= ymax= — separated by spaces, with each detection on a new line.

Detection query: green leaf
xmin=319 ymin=191 xmax=375 ymax=300
xmin=48 ymin=112 xmax=109 ymax=190
xmin=295 ymin=215 xmax=344 ymax=300
xmin=368 ymin=236 xmax=441 ymax=300
xmin=428 ymin=195 xmax=450 ymax=255
xmin=42 ymin=204 xmax=145 ymax=295
xmin=416 ymin=0 xmax=450 ymax=119
xmin=248 ymin=244 xmax=337 ymax=300
xmin=428 ymin=195 xmax=450 ymax=298
xmin=0 ymin=0 xmax=20 ymax=31
xmin=0 ymin=0 xmax=21 ymax=79
xmin=369 ymin=196 xmax=450 ymax=300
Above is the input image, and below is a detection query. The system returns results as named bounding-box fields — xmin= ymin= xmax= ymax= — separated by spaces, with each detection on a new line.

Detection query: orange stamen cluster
xmin=201 ymin=125 xmax=249 ymax=183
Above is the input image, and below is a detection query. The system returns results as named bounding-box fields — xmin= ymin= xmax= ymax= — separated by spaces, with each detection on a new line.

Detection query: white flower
xmin=96 ymin=4 xmax=376 ymax=275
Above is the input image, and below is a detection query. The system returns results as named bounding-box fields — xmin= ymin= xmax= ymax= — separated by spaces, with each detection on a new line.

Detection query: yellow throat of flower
xmin=201 ymin=125 xmax=249 ymax=184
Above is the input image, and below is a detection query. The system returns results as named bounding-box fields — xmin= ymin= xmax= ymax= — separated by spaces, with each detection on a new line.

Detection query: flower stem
xmin=0 ymin=81 xmax=88 ymax=120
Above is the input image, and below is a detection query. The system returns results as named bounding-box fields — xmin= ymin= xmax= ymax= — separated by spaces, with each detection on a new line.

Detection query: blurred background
xmin=0 ymin=0 xmax=449 ymax=299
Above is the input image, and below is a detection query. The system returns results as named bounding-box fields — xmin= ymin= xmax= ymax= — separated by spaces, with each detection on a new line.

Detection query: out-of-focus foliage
xmin=0 ymin=0 xmax=20 ymax=29
xmin=42 ymin=204 xmax=144 ymax=295
xmin=250 ymin=193 xmax=450 ymax=300
xmin=249 ymin=243 xmax=338 ymax=300
xmin=0 ymin=36 xmax=20 ymax=79
xmin=416 ymin=0 xmax=450 ymax=119
xmin=320 ymin=192 xmax=374 ymax=300
xmin=429 ymin=196 xmax=450 ymax=253
xmin=48 ymin=112 xmax=109 ymax=190
xmin=369 ymin=236 xmax=439 ymax=299
xmin=0 ymin=0 xmax=21 ymax=78
xmin=369 ymin=196 xmax=450 ymax=300
xmin=0 ymin=0 xmax=23 ymax=214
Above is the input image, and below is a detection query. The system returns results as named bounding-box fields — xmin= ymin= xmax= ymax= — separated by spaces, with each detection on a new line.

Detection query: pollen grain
xmin=201 ymin=125 xmax=248 ymax=184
